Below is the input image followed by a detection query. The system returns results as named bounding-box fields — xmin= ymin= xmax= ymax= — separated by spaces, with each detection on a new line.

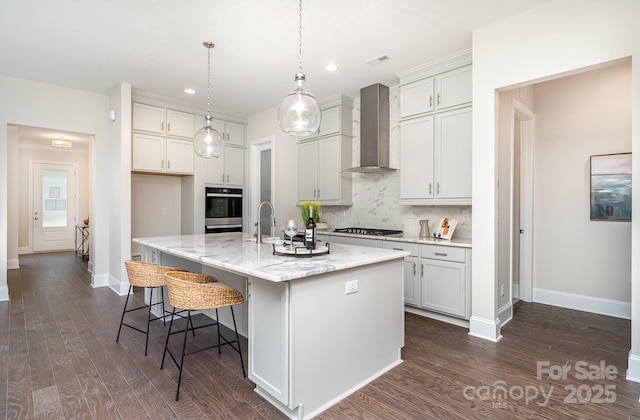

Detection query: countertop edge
xmin=316 ymin=231 xmax=472 ymax=248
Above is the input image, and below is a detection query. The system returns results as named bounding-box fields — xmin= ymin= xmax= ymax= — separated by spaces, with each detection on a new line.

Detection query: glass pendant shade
xmin=278 ymin=72 xmax=322 ymax=136
xmin=194 ymin=115 xmax=223 ymax=158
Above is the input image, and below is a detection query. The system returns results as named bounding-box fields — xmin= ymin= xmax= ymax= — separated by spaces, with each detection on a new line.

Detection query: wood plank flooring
xmin=2 ymin=252 xmax=640 ymax=419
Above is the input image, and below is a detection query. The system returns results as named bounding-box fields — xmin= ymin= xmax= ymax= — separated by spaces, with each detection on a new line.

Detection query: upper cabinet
xmin=400 ymin=65 xmax=471 ymax=118
xmin=397 ymin=50 xmax=472 ymax=205
xmin=296 ymin=95 xmax=353 ymax=205
xmin=132 ymin=133 xmax=194 ymax=175
xmin=132 ymin=103 xmax=195 ymax=138
xmin=209 ymin=118 xmax=246 ymax=147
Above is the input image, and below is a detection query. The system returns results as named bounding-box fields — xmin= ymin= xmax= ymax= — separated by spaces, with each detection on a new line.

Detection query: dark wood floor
xmin=2 ymin=252 xmax=640 ymax=419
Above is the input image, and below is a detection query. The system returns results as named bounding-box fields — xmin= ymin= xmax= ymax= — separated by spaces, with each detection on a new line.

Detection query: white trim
xmin=626 ymin=353 xmax=640 ymax=384
xmin=468 ymin=316 xmax=502 ymax=342
xmin=497 ymin=302 xmax=513 ymax=327
xmin=106 ymin=273 xmax=130 ymax=295
xmin=533 ymin=288 xmax=631 ymax=319
xmin=7 ymin=259 xmax=19 ymax=269
xmin=249 ymin=136 xmax=275 ymax=236
xmin=18 ymin=246 xmax=29 ymax=255
xmin=91 ymin=273 xmax=109 ymax=289
xmin=0 ymin=285 xmax=8 ymax=301
xmin=404 ymin=306 xmax=469 ymax=329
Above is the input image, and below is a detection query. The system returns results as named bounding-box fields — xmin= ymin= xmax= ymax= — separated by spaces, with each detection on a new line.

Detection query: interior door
xmin=32 ymin=162 xmax=77 ymax=252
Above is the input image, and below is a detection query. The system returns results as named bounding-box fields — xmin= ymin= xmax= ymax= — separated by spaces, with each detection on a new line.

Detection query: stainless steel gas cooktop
xmin=333 ymin=227 xmax=403 ymax=236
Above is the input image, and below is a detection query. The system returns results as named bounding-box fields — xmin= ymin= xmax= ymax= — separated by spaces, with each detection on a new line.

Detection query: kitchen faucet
xmin=256 ymin=201 xmax=276 ymax=243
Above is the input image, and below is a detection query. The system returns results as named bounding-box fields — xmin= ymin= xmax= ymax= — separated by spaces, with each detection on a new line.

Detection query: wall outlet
xmin=161 ymin=208 xmax=168 ymax=216
xmin=345 ymin=280 xmax=358 ymax=295
xmin=500 ymin=284 xmax=505 ymax=297
xmin=462 ymin=210 xmax=469 ymax=221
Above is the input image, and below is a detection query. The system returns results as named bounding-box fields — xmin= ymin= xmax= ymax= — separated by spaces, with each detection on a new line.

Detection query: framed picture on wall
xmin=590 ymin=152 xmax=631 ymax=221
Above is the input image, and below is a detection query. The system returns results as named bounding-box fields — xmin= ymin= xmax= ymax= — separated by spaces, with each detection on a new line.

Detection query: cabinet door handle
xmin=413 ymin=262 xmax=416 ymax=276
xmin=317 ymin=189 xmax=320 ymax=199
xmin=434 ymin=252 xmax=448 ymax=256
xmin=161 ymin=121 xmax=164 ymax=131
xmin=437 ymin=182 xmax=440 ymax=195
xmin=429 ymin=95 xmax=433 ymax=108
xmin=429 ymin=183 xmax=432 ymax=195
xmin=167 ymin=122 xmax=171 ymax=132
xmin=222 ymin=174 xmax=225 ymax=183
xmin=161 ymin=160 xmax=164 ymax=169
xmin=437 ymin=93 xmax=441 ymax=105
xmin=226 ymin=174 xmax=229 ymax=183
xmin=392 ymin=247 xmax=403 ymax=251
xmin=421 ymin=264 xmax=424 ymax=277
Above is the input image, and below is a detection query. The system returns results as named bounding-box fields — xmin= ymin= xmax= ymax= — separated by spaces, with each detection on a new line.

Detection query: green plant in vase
xmin=299 ymin=201 xmax=321 ymax=224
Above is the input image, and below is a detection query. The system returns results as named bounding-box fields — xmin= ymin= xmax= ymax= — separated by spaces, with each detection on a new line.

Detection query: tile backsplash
xmin=319 ymin=86 xmax=472 ymax=239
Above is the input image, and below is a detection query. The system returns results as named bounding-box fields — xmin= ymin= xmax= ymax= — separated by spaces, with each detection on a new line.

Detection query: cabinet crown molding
xmin=319 ymin=93 xmax=354 ymax=110
xmin=397 ymin=49 xmax=472 ymax=85
xmin=132 ymin=90 xmax=248 ymax=125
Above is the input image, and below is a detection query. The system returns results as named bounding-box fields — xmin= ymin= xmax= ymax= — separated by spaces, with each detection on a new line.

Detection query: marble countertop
xmin=316 ymin=230 xmax=472 ymax=248
xmin=133 ymin=232 xmax=409 ymax=282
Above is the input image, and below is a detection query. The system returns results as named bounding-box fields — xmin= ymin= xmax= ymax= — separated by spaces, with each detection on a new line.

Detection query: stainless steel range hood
xmin=345 ymin=83 xmax=395 ymax=173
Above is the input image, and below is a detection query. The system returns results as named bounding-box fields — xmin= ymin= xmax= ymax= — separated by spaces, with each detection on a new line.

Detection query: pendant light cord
xmin=203 ymin=41 xmax=214 ymax=116
xmin=297 ymin=0 xmax=303 ymax=74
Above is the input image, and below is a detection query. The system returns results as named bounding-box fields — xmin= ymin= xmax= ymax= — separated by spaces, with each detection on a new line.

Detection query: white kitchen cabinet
xmin=420 ymin=244 xmax=470 ymax=319
xmin=400 ymin=65 xmax=471 ymax=118
xmin=207 ymin=118 xmax=246 ymax=147
xmin=297 ymin=97 xmax=353 ymax=140
xmin=296 ymin=135 xmax=352 ymax=205
xmin=204 ymin=146 xmax=244 ymax=187
xmin=400 ymin=107 xmax=471 ymax=205
xmin=132 ymin=133 xmax=194 ymax=175
xmin=133 ymin=103 xmax=195 ymax=138
xmin=383 ymin=242 xmax=420 ymax=306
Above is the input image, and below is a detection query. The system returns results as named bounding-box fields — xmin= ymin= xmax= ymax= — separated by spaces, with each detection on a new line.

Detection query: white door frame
xmin=510 ymin=97 xmax=535 ymax=303
xmin=249 ymin=135 xmax=275 ymax=236
xmin=29 ymin=160 xmax=79 ymax=252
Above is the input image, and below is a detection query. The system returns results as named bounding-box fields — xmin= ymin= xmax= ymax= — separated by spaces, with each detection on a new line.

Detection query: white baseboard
xmin=0 ymin=285 xmax=8 ymax=301
xmin=533 ymin=288 xmax=630 ymax=319
xmin=7 ymin=259 xmax=19 ymax=270
xmin=627 ymin=353 xmax=640 ymax=384
xmin=107 ymin=274 xmax=130 ymax=296
xmin=18 ymin=246 xmax=30 ymax=255
xmin=91 ymin=273 xmax=109 ymax=288
xmin=468 ymin=316 xmax=502 ymax=342
xmin=404 ymin=306 xmax=469 ymax=328
xmin=498 ymin=302 xmax=513 ymax=328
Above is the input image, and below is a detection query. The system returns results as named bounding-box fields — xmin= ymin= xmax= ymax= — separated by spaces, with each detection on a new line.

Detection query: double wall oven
xmin=205 ymin=187 xmax=243 ymax=233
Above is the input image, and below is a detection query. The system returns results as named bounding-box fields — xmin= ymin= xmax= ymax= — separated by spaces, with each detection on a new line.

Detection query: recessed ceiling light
xmin=324 ymin=64 xmax=338 ymax=72
xmin=184 ymin=88 xmax=195 ymax=94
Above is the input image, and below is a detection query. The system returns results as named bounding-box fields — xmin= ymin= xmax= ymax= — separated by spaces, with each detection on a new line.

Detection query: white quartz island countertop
xmin=132 ymin=232 xmax=409 ymax=282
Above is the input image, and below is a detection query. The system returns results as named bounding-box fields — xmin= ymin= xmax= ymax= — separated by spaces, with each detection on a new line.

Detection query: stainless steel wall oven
xmin=205 ymin=187 xmax=243 ymax=233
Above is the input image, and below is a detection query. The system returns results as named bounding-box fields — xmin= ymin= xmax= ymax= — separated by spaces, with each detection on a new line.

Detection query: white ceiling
xmin=1 ymin=0 xmax=548 ymax=131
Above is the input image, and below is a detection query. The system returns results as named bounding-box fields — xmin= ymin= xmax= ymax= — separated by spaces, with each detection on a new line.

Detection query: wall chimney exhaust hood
xmin=345 ymin=83 xmax=395 ymax=173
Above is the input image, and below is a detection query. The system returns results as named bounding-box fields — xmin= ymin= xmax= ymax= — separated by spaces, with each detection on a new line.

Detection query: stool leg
xmin=175 ymin=310 xmax=192 ymax=401
xmin=161 ymin=286 xmax=167 ymax=326
xmin=215 ymin=308 xmax=221 ymax=354
xmin=116 ymin=285 xmax=133 ymax=343
xmin=230 ymin=306 xmax=246 ymax=377
xmin=161 ymin=307 xmax=176 ymax=370
xmin=144 ymin=287 xmax=153 ymax=356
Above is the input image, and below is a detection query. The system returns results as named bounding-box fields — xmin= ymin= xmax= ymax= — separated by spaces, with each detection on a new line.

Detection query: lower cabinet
xmin=382 ymin=242 xmax=420 ymax=306
xmin=420 ymin=244 xmax=471 ymax=319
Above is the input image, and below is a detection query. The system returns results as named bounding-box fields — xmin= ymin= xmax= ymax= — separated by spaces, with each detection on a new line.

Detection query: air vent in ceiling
xmin=366 ymin=54 xmax=390 ymax=66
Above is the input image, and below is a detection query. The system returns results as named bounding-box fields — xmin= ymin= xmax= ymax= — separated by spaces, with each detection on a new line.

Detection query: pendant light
xmin=194 ymin=42 xmax=224 ymax=158
xmin=278 ymin=0 xmax=321 ymax=136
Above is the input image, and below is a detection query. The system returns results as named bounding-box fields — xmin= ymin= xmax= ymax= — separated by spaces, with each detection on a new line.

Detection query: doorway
xmin=249 ymin=136 xmax=275 ymax=237
xmin=31 ymin=161 xmax=78 ymax=252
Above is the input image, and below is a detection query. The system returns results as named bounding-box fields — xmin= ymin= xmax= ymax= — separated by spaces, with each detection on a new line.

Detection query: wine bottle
xmin=305 ymin=205 xmax=316 ymax=250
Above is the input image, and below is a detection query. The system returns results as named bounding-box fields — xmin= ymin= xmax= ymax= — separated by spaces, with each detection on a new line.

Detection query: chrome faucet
xmin=256 ymin=201 xmax=276 ymax=243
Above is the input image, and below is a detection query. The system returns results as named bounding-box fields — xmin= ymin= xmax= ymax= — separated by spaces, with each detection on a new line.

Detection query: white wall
xmin=0 ymin=75 xmax=112 ymax=300
xmin=472 ymin=0 xmax=640 ymax=378
xmin=534 ymin=62 xmax=631 ymax=302
xmin=131 ymin=173 xmax=183 ymax=257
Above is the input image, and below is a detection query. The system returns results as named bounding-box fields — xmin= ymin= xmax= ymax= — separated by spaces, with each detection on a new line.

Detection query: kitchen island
xmin=133 ymin=232 xmax=408 ymax=420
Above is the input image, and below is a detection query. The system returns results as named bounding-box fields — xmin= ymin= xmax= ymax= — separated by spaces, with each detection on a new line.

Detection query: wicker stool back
xmin=161 ymin=271 xmax=246 ymax=400
xmin=116 ymin=260 xmax=187 ymax=356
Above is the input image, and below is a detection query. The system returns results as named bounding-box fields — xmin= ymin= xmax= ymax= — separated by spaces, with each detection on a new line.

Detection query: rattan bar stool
xmin=161 ymin=271 xmax=245 ymax=401
xmin=116 ymin=260 xmax=189 ymax=356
